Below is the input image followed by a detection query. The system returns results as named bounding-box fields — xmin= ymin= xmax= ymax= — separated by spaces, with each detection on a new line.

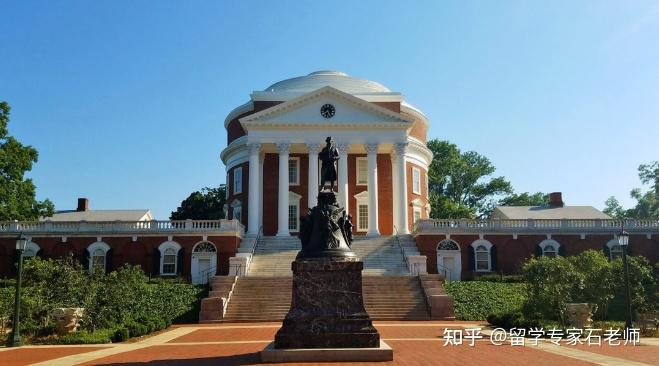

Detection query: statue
xmin=319 ymin=137 xmax=339 ymax=190
xmin=298 ymin=190 xmax=353 ymax=258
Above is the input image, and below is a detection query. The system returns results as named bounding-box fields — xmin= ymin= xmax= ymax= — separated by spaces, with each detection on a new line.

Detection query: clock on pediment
xmin=320 ymin=104 xmax=335 ymax=119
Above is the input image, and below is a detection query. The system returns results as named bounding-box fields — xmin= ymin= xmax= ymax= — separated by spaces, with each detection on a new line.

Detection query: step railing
xmin=393 ymin=226 xmax=412 ymax=275
xmin=413 ymin=218 xmax=659 ymax=234
xmin=245 ymin=226 xmax=262 ymax=276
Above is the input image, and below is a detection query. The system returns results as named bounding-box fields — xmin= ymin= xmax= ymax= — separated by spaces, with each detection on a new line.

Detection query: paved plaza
xmin=1 ymin=322 xmax=658 ymax=366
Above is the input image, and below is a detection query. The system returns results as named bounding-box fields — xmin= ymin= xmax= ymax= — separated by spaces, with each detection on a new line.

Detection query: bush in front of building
xmin=444 ymin=281 xmax=527 ymax=321
xmin=1 ymin=257 xmax=205 ymax=344
xmin=521 ymin=250 xmax=657 ymax=323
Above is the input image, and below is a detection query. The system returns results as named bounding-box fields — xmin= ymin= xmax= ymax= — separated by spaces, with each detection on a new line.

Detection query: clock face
xmin=320 ymin=104 xmax=335 ymax=119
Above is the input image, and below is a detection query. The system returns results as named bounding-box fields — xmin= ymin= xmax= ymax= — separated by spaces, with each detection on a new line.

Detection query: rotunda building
xmin=221 ymin=71 xmax=432 ymax=237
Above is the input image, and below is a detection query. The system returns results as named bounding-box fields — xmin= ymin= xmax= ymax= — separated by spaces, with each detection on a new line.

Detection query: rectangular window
xmin=234 ymin=167 xmax=242 ymax=194
xmin=413 ymin=207 xmax=422 ymax=223
xmin=162 ymin=255 xmax=176 ymax=275
xmin=288 ymin=158 xmax=299 ymax=185
xmin=288 ymin=204 xmax=299 ymax=231
xmin=356 ymin=157 xmax=368 ymax=185
xmin=475 ymin=252 xmax=489 ymax=271
xmin=358 ymin=204 xmax=369 ymax=231
xmin=412 ymin=167 xmax=421 ymax=195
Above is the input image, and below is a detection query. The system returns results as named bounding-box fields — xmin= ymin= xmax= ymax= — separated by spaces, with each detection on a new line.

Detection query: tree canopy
xmin=0 ymin=102 xmax=54 ymax=220
xmin=603 ymin=161 xmax=659 ymax=219
xmin=170 ymin=185 xmax=226 ymax=220
xmin=427 ymin=139 xmax=514 ymax=219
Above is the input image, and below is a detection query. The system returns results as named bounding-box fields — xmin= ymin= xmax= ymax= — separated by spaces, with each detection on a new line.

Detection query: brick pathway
xmin=0 ymin=322 xmax=656 ymax=366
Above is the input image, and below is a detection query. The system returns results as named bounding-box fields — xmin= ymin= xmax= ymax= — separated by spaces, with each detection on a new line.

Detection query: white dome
xmin=264 ymin=71 xmax=391 ymax=94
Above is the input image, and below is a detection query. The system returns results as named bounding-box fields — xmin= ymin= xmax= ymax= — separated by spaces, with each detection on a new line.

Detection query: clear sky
xmin=1 ymin=1 xmax=658 ymax=219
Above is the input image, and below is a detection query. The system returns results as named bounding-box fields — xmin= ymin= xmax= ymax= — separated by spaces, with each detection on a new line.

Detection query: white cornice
xmin=220 ymin=136 xmax=247 ymax=166
xmin=401 ymin=102 xmax=429 ymax=127
xmin=224 ymin=101 xmax=254 ymax=128
xmin=240 ymin=86 xmax=413 ymax=128
xmin=251 ymin=90 xmax=404 ymax=103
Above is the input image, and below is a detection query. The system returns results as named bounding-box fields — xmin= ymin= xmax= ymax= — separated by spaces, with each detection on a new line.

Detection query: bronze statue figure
xmin=319 ymin=136 xmax=339 ymax=190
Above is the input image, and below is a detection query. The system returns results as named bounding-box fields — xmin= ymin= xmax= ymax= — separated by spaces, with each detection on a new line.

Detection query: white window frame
xmin=471 ymin=239 xmax=493 ymax=272
xmin=234 ymin=167 xmax=242 ymax=194
xmin=356 ymin=157 xmax=368 ymax=186
xmin=413 ymin=207 xmax=422 ymax=224
xmin=606 ymin=238 xmax=624 ymax=261
xmin=539 ymin=239 xmax=561 ymax=258
xmin=354 ymin=191 xmax=369 ymax=232
xmin=87 ymin=241 xmax=111 ymax=272
xmin=22 ymin=241 xmax=41 ymax=259
xmin=158 ymin=241 xmax=181 ymax=276
xmin=288 ymin=157 xmax=300 ymax=186
xmin=412 ymin=167 xmax=421 ymax=195
xmin=288 ymin=191 xmax=302 ymax=232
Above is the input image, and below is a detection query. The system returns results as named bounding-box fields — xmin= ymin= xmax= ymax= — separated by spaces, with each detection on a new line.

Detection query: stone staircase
xmin=198 ymin=276 xmax=236 ymax=323
xmin=247 ymin=235 xmax=416 ymax=276
xmin=247 ymin=236 xmax=301 ymax=276
xmin=221 ymin=275 xmax=432 ymax=322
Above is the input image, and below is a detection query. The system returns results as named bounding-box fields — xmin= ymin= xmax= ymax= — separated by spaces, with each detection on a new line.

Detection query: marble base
xmin=261 ymin=341 xmax=393 ymax=362
xmin=274 ymin=257 xmax=380 ymax=349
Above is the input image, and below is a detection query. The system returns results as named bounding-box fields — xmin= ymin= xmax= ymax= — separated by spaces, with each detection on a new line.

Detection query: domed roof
xmin=264 ymin=71 xmax=391 ymax=94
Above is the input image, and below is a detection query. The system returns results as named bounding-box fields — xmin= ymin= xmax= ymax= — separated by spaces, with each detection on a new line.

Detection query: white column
xmin=337 ymin=144 xmax=349 ymax=211
xmin=247 ymin=143 xmax=261 ymax=235
xmin=393 ymin=143 xmax=409 ymax=234
xmin=366 ymin=143 xmax=380 ymax=236
xmin=258 ymin=152 xmax=264 ymax=229
xmin=307 ymin=143 xmax=320 ymax=209
xmin=276 ymin=143 xmax=290 ymax=237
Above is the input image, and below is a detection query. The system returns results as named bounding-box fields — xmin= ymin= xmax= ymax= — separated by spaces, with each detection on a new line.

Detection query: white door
xmin=437 ymin=252 xmax=462 ymax=281
xmin=197 ymin=258 xmax=211 ymax=284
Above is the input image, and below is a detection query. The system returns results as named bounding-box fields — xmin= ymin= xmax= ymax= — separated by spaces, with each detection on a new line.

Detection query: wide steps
xmin=219 ymin=276 xmax=430 ymax=322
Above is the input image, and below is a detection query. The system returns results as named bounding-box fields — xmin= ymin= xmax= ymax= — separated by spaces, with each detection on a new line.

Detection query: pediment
xmin=240 ymin=86 xmax=411 ymax=129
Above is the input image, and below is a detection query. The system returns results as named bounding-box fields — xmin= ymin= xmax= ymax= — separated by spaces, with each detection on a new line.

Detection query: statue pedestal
xmin=273 ymin=257 xmax=380 ymax=349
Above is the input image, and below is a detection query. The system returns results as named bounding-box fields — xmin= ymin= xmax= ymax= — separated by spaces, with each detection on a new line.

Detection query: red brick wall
xmin=348 ymin=154 xmax=368 ymax=236
xmin=414 ymin=233 xmax=659 ymax=278
xmin=373 ymin=102 xmax=400 ymax=113
xmin=226 ymin=101 xmax=284 ymax=144
xmin=409 ymin=120 xmax=427 ymax=143
xmin=377 ymin=154 xmax=393 ymax=235
xmin=0 ymin=235 xmax=241 ymax=279
xmin=226 ymin=162 xmax=249 ymax=228
xmin=406 ymin=162 xmax=428 ymax=232
xmin=263 ymin=153 xmax=279 ymax=236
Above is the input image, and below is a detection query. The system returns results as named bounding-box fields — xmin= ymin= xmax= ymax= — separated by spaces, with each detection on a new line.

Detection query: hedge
xmin=444 ymin=281 xmax=527 ymax=321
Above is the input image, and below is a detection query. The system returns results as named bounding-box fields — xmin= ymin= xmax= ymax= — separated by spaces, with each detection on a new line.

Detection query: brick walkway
xmin=0 ymin=322 xmax=657 ymax=365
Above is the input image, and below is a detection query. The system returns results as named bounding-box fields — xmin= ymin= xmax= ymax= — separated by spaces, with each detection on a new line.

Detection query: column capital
xmin=306 ymin=143 xmax=321 ymax=153
xmin=276 ymin=143 xmax=291 ymax=154
xmin=393 ymin=142 xmax=408 ymax=156
xmin=365 ymin=143 xmax=379 ymax=154
xmin=336 ymin=144 xmax=350 ymax=155
xmin=247 ymin=142 xmax=261 ymax=154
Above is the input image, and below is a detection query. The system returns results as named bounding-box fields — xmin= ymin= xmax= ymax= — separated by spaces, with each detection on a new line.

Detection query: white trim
xmin=436 ymin=239 xmax=461 ymax=281
xmin=158 ymin=241 xmax=181 ymax=275
xmin=471 ymin=239 xmax=493 ymax=272
xmin=412 ymin=167 xmax=421 ymax=195
xmin=191 ymin=241 xmax=218 ymax=284
xmin=223 ymin=101 xmax=253 ymax=128
xmin=413 ymin=207 xmax=422 ymax=224
xmin=356 ymin=157 xmax=368 ymax=185
xmin=354 ymin=190 xmax=369 ymax=232
xmin=233 ymin=167 xmax=243 ymax=194
xmin=539 ymin=239 xmax=561 ymax=257
xmin=288 ymin=157 xmax=300 ymax=186
xmin=606 ymin=238 xmax=624 ymax=261
xmin=288 ymin=191 xmax=302 ymax=232
xmin=87 ymin=241 xmax=111 ymax=272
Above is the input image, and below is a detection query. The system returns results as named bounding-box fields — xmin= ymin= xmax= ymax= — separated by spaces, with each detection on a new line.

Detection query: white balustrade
xmin=0 ymin=219 xmax=244 ymax=235
xmin=413 ymin=218 xmax=659 ymax=234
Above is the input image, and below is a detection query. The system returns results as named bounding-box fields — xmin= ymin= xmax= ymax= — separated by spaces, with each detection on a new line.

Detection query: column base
xmin=276 ymin=231 xmax=290 ymax=237
xmin=366 ymin=231 xmax=380 ymax=237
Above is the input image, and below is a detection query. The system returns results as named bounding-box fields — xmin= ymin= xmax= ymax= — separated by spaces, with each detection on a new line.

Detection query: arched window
xmin=193 ymin=241 xmax=217 ymax=253
xmin=470 ymin=239 xmax=493 ymax=272
xmin=605 ymin=238 xmax=624 ymax=261
xmin=87 ymin=241 xmax=111 ymax=272
xmin=158 ymin=241 xmax=182 ymax=276
xmin=162 ymin=248 xmax=177 ymax=275
xmin=539 ymin=239 xmax=561 ymax=258
xmin=437 ymin=239 xmax=460 ymax=251
xmin=92 ymin=249 xmax=106 ymax=272
xmin=22 ymin=241 xmax=41 ymax=259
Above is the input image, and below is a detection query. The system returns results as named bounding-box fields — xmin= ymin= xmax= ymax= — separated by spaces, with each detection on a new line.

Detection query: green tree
xmin=604 ymin=161 xmax=659 ymax=219
xmin=498 ymin=192 xmax=548 ymax=207
xmin=427 ymin=139 xmax=513 ymax=218
xmin=170 ymin=185 xmax=226 ymax=220
xmin=0 ymin=102 xmax=54 ymax=220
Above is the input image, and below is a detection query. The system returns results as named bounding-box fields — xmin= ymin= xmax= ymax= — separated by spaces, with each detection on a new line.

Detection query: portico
xmin=221 ymin=72 xmax=433 ymax=237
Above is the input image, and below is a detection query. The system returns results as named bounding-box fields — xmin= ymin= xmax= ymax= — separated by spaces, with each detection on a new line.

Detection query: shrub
xmin=111 ymin=327 xmax=129 ymax=343
xmin=487 ymin=311 xmax=542 ymax=330
xmin=444 ymin=281 xmax=526 ymax=320
xmin=471 ymin=274 xmax=524 ymax=283
xmin=522 ymin=251 xmax=657 ymax=322
xmin=53 ymin=329 xmax=115 ymax=345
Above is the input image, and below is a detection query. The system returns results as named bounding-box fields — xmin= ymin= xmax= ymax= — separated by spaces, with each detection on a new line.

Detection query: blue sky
xmin=1 ymin=1 xmax=658 ymax=219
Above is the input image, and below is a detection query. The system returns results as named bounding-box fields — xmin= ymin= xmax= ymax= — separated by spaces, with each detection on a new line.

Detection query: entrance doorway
xmin=191 ymin=241 xmax=217 ymax=284
xmin=436 ymin=239 xmax=461 ymax=281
